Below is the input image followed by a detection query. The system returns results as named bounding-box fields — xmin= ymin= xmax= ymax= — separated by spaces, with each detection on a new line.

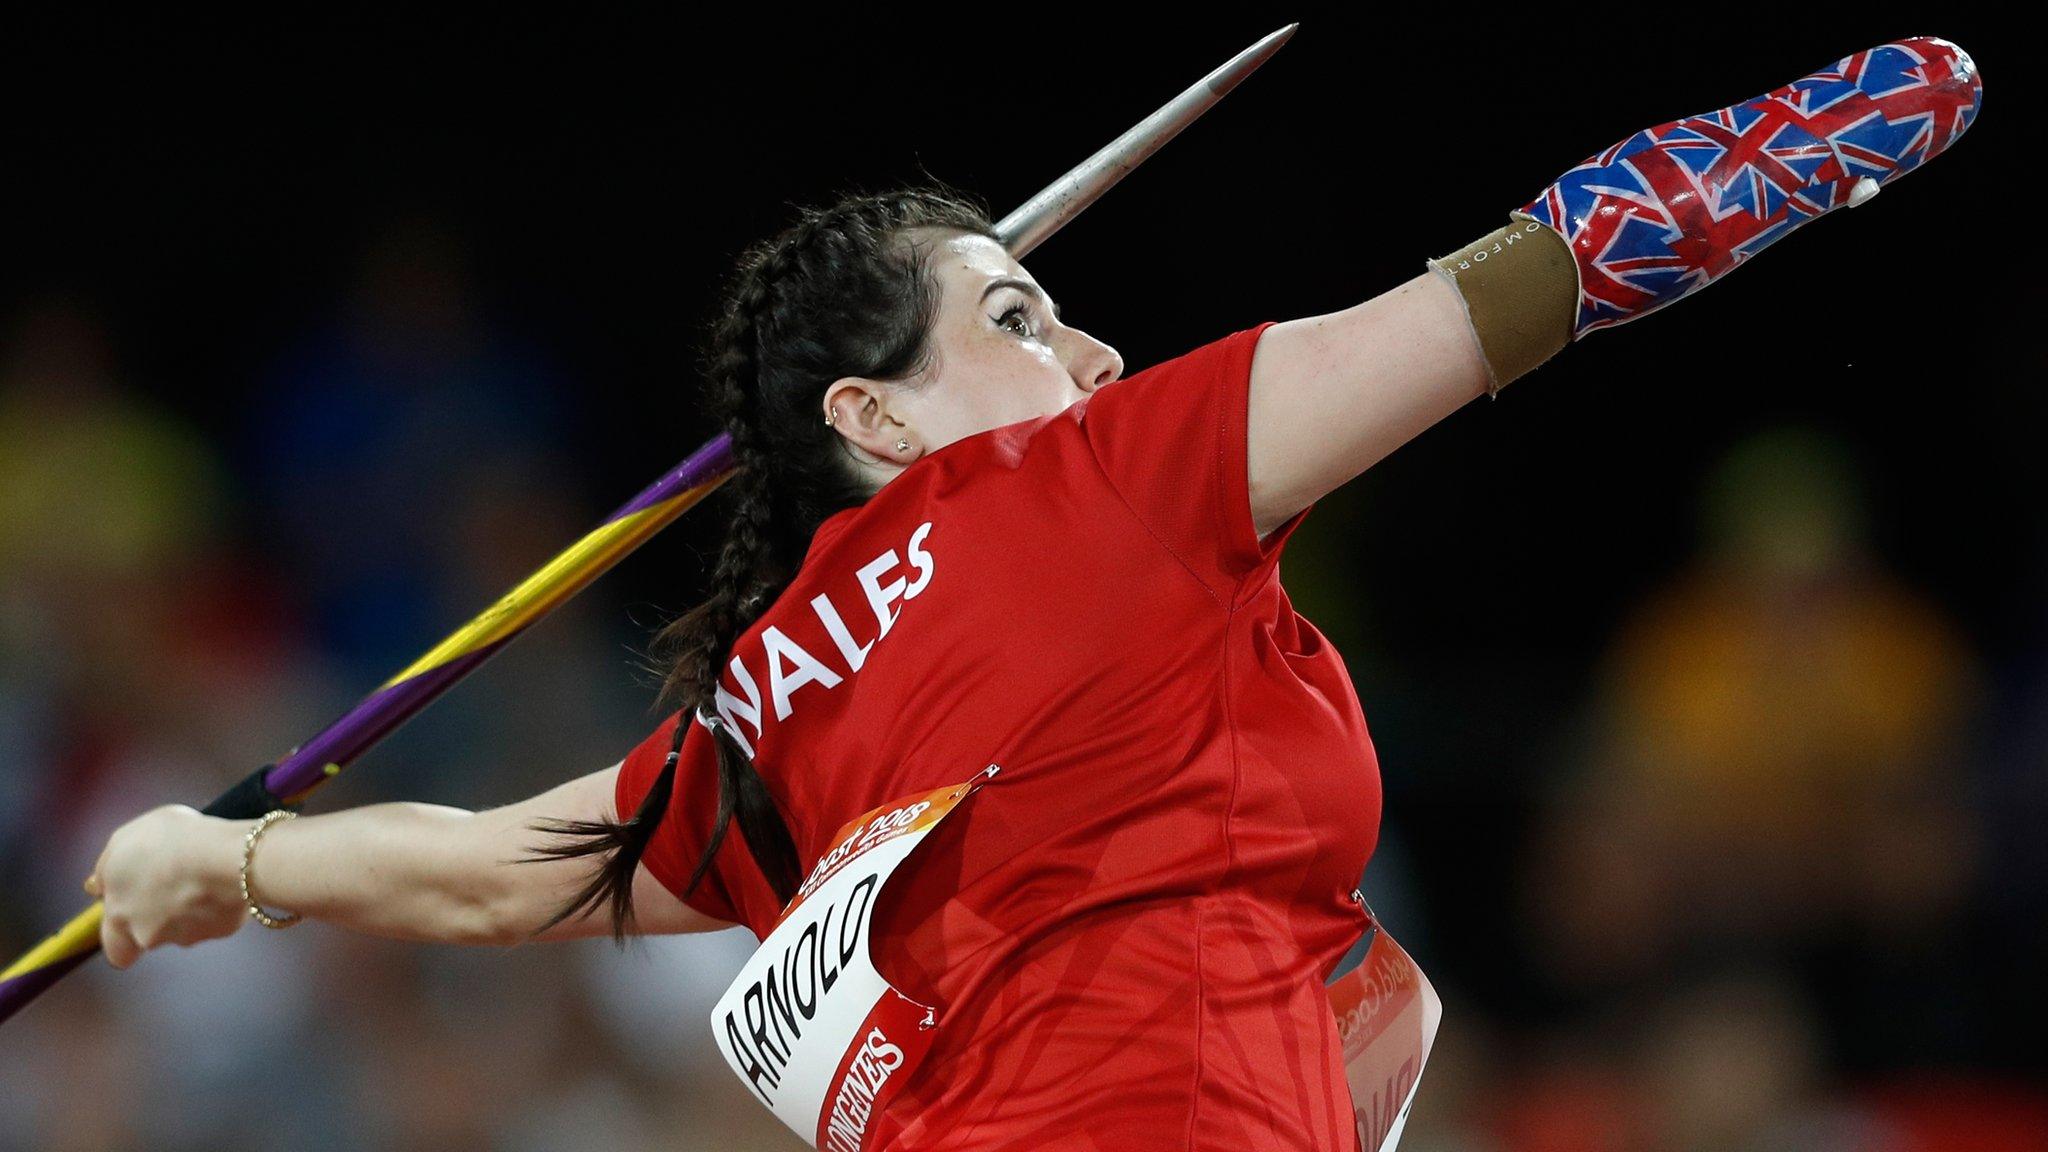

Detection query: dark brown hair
xmin=518 ymin=181 xmax=1001 ymax=943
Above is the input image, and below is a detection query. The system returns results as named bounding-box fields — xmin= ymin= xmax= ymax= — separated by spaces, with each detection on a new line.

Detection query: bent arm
xmin=1245 ymin=270 xmax=1491 ymax=539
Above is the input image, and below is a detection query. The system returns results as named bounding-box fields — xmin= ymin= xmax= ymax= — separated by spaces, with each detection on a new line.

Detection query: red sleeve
xmin=1081 ymin=319 xmax=1311 ymax=604
xmin=613 ymin=710 xmax=755 ymax=929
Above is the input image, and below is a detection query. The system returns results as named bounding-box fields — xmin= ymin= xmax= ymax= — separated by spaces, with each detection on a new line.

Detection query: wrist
xmin=201 ymin=814 xmax=252 ymax=913
xmin=239 ymin=810 xmax=306 ymax=928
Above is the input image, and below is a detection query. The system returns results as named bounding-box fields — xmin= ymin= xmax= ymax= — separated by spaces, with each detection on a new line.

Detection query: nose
xmin=1065 ymin=330 xmax=1123 ymax=394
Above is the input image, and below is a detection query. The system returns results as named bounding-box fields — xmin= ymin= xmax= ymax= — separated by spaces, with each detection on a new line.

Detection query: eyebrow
xmin=980 ymin=276 xmax=1063 ymax=322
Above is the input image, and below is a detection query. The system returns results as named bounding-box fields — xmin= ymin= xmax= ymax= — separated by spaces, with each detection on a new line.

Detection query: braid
xmin=519 ymin=179 xmax=1001 ymax=945
xmin=656 ymin=267 xmax=785 ymax=716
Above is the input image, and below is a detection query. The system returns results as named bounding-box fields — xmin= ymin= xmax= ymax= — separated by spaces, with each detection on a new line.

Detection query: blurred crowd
xmin=2 ymin=220 xmax=2042 ymax=1151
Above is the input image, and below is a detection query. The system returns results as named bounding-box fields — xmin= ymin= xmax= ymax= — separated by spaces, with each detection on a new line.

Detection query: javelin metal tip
xmin=1210 ymin=24 xmax=1301 ymax=95
xmin=995 ymin=24 xmax=1300 ymax=258
xmin=1206 ymin=24 xmax=1299 ymax=95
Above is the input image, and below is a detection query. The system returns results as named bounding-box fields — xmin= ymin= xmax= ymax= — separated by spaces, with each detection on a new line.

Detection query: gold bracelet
xmin=240 ymin=809 xmax=303 ymax=929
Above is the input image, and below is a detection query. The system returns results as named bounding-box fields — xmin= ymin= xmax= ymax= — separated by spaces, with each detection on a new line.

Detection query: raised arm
xmin=1248 ymin=34 xmax=1985 ymax=540
xmin=86 ymin=763 xmax=734 ymax=969
xmin=1245 ymin=269 xmax=1496 ymax=540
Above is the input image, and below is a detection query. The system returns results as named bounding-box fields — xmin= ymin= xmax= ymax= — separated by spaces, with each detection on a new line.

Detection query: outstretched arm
xmin=86 ymin=764 xmax=734 ymax=968
xmin=1246 ymin=268 xmax=1495 ymax=540
xmin=1246 ymin=35 xmax=1982 ymax=540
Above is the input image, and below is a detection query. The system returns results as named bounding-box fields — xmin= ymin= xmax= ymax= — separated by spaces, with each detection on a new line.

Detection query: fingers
xmin=87 ymin=805 xmax=245 ymax=968
xmin=100 ymin=914 xmax=141 ymax=970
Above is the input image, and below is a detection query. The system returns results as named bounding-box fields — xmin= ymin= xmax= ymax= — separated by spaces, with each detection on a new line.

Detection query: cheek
xmin=1013 ymin=342 xmax=1065 ymax=398
xmin=954 ymin=338 xmax=1068 ymax=427
xmin=1012 ymin=363 xmax=1072 ymax=419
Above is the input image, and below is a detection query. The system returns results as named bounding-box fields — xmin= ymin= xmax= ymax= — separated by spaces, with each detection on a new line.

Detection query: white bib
xmin=711 ymin=765 xmax=998 ymax=1150
xmin=1327 ymin=912 xmax=1444 ymax=1151
xmin=711 ymin=764 xmax=1441 ymax=1152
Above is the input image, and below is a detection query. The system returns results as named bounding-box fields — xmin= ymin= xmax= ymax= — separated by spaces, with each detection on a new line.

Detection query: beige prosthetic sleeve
xmin=1425 ymin=220 xmax=1578 ymax=398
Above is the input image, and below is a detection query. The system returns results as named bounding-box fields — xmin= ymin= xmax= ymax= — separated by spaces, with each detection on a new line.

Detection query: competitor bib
xmin=710 ymin=765 xmax=999 ymax=1151
xmin=1327 ymin=908 xmax=1443 ymax=1152
xmin=710 ymin=764 xmax=1441 ymax=1151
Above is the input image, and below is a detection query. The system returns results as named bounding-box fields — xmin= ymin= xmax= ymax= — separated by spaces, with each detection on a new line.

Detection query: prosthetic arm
xmin=1429 ymin=35 xmax=1983 ymax=396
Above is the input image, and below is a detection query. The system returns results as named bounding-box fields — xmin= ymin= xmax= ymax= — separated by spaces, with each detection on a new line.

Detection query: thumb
xmin=84 ymin=844 xmax=110 ymax=898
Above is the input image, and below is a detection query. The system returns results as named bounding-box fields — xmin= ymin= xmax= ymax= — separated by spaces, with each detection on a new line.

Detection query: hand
xmin=84 ymin=804 xmax=248 ymax=969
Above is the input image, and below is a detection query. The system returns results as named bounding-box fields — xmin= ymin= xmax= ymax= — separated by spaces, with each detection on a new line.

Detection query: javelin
xmin=0 ymin=24 xmax=1298 ymax=1027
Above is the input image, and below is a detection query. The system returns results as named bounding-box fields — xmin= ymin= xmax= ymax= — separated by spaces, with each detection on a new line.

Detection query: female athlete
xmin=82 ymin=35 xmax=1981 ymax=1151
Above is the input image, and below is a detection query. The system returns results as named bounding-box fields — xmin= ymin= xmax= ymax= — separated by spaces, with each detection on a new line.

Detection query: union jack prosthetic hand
xmin=1517 ymin=35 xmax=1982 ymax=340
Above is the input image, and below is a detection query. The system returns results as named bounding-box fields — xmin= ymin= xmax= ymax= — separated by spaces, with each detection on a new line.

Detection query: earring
xmin=824 ymin=411 xmax=836 ymax=427
xmin=896 ymin=438 xmax=910 ymax=453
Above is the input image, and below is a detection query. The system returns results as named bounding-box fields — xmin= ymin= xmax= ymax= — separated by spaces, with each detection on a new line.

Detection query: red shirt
xmin=617 ymin=320 xmax=1382 ymax=1150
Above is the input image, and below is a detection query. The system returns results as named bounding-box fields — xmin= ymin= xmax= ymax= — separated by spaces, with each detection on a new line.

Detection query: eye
xmin=994 ymin=301 xmax=1036 ymax=339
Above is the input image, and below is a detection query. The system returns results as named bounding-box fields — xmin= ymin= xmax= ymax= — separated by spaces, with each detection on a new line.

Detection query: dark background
xmin=4 ymin=11 xmax=2039 ymax=1151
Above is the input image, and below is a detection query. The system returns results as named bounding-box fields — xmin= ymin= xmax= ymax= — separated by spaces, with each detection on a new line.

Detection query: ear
xmin=823 ymin=376 xmax=911 ymax=462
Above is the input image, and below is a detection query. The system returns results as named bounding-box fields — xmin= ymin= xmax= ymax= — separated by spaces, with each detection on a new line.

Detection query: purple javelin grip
xmin=1516 ymin=35 xmax=1983 ymax=339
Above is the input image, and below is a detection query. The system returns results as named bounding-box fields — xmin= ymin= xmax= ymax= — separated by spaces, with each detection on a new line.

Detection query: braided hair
xmin=522 ymin=181 xmax=1001 ymax=943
